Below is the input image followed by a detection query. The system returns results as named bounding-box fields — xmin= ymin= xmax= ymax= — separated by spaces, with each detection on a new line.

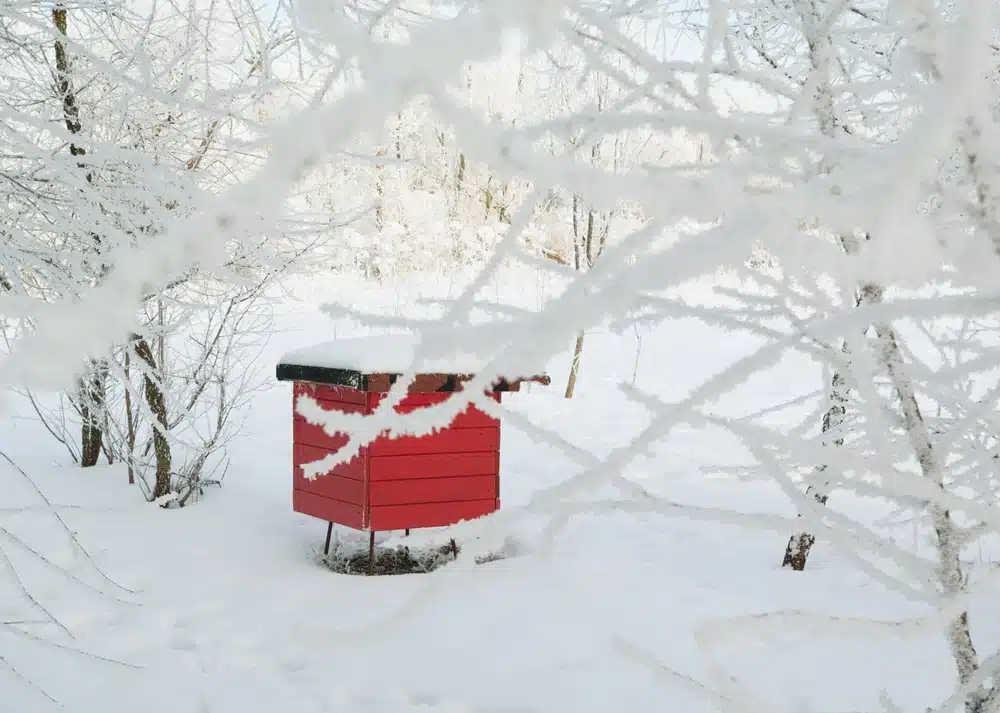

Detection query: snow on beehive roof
xmin=278 ymin=332 xmax=544 ymax=376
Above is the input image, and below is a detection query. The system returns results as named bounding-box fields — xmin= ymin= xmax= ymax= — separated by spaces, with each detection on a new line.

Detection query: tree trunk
xmin=858 ymin=281 xmax=983 ymax=711
xmin=572 ymin=194 xmax=582 ymax=270
xmin=484 ymin=176 xmax=494 ymax=219
xmin=133 ymin=336 xmax=172 ymax=499
xmin=585 ymin=142 xmax=600 ymax=267
xmin=781 ymin=0 xmax=860 ymax=570
xmin=783 ymin=342 xmax=850 ymax=569
xmin=52 ymin=6 xmax=85 ymax=161
xmin=374 ymin=149 xmax=386 ymax=233
xmin=565 ymin=332 xmax=585 ymax=399
xmin=78 ymin=360 xmax=107 ymax=467
xmin=54 ymin=5 xmax=109 ymax=466
xmin=123 ymin=349 xmax=136 ymax=485
xmin=456 ymin=152 xmax=466 ymax=194
xmin=585 ymin=208 xmax=595 ymax=268
xmin=872 ymin=316 xmax=980 ymax=706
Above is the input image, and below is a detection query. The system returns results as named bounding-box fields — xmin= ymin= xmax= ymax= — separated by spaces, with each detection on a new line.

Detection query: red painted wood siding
xmin=293 ymin=414 xmax=366 ymax=452
xmin=292 ymin=385 xmax=371 ymax=526
xmin=369 ymin=391 xmax=501 ymax=429
xmin=369 ymin=499 xmax=498 ymax=531
xmin=293 ymin=490 xmax=366 ymax=530
xmin=291 ymin=381 xmax=502 ymax=532
xmin=368 ymin=451 xmax=498 ymax=481
xmin=296 ymin=381 xmax=367 ymax=405
xmin=367 ymin=427 xmax=500 ymax=456
xmin=370 ymin=473 xmax=496 ymax=506
xmin=295 ymin=465 xmax=367 ymax=504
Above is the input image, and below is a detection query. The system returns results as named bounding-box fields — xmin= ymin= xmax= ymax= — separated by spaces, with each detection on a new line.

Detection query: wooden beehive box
xmin=276 ymin=335 xmax=548 ymax=538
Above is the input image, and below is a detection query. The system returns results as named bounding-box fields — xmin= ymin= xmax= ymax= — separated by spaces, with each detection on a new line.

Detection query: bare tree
xmin=2 ymin=0 xmax=311 ymax=504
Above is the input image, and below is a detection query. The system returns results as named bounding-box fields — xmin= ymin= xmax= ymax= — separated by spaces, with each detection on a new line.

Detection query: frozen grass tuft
xmin=318 ymin=538 xmax=461 ymax=576
xmin=316 ymin=536 xmax=517 ymax=575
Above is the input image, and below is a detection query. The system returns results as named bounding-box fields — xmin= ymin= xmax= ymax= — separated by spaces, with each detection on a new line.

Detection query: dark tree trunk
xmin=456 ymin=152 xmax=466 ymax=194
xmin=782 ymin=490 xmax=828 ymax=570
xmin=123 ymin=349 xmax=137 ymax=484
xmin=133 ymin=337 xmax=172 ymax=499
xmin=55 ymin=5 xmax=110 ymax=466
xmin=52 ymin=7 xmax=85 ymax=159
xmin=78 ymin=360 xmax=107 ymax=467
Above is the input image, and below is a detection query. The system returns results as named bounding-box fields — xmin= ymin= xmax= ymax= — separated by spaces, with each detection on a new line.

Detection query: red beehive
xmin=276 ymin=335 xmax=548 ymax=564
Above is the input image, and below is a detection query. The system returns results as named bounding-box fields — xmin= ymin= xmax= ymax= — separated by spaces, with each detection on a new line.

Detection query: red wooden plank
xmin=401 ymin=404 xmax=499 ymax=429
xmin=372 ymin=390 xmax=498 ymax=407
xmin=438 ymin=410 xmax=491 ymax=430
xmin=390 ymin=405 xmax=500 ymax=430
xmin=368 ymin=426 xmax=500 ymax=457
xmin=293 ymin=489 xmax=366 ymax=529
xmin=370 ymin=392 xmax=449 ymax=410
xmin=454 ymin=405 xmax=500 ymax=429
xmin=295 ymin=415 xmax=497 ymax=453
xmin=294 ymin=399 xmax=367 ymax=419
xmin=369 ymin=498 xmax=498 ymax=530
xmin=294 ymin=443 xmax=368 ymax=481
xmin=295 ymin=381 xmax=368 ymax=406
xmin=293 ymin=415 xmax=371 ymax=453
xmin=368 ymin=451 xmax=498 ymax=481
xmin=294 ymin=469 xmax=367 ymax=505
xmin=369 ymin=393 xmax=501 ymax=427
xmin=317 ymin=382 xmax=368 ymax=405
xmin=370 ymin=474 xmax=497 ymax=506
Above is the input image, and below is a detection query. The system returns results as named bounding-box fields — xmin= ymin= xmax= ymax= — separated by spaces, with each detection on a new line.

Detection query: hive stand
xmin=277 ymin=356 xmax=548 ymax=575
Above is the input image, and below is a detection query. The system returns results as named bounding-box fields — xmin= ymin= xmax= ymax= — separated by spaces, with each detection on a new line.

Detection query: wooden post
xmin=368 ymin=532 xmax=376 ymax=576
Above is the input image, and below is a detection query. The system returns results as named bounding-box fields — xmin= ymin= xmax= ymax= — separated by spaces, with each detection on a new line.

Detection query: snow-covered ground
xmin=1 ymin=269 xmax=990 ymax=713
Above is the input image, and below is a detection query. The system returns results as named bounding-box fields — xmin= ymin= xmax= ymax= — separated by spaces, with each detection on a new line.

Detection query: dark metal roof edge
xmin=276 ymin=362 xmax=550 ymax=392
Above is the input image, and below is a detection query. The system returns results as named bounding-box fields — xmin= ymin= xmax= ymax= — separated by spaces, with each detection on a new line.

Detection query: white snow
xmin=0 ymin=270 xmax=977 ymax=713
xmin=279 ymin=333 xmax=547 ymax=377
